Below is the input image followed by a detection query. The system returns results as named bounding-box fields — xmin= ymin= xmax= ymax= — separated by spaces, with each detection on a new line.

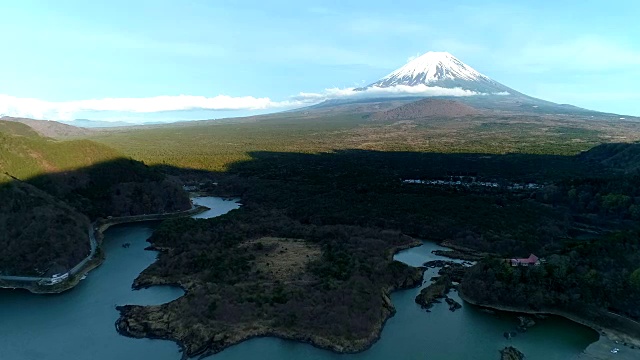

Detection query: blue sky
xmin=1 ymin=0 xmax=639 ymax=122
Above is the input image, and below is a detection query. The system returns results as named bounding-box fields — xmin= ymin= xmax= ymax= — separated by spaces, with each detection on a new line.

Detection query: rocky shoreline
xmin=115 ymin=266 xmax=425 ymax=358
xmin=114 ymin=241 xmax=427 ymax=358
xmin=434 ymin=235 xmax=640 ymax=360
xmin=500 ymin=346 xmax=525 ymax=360
xmin=116 ymin=306 xmax=393 ymax=360
xmin=70 ymin=205 xmax=211 ymax=293
xmin=0 ymin=253 xmax=104 ymax=294
xmin=577 ymin=335 xmax=640 ymax=360
xmin=430 ymin=249 xmax=482 ymax=261
xmin=434 ymin=240 xmax=640 ymax=359
xmin=4 ymin=204 xmax=210 ymax=295
xmin=457 ymin=290 xmax=640 ymax=359
xmin=438 ymin=240 xmax=491 ymax=260
xmin=415 ymin=261 xmax=466 ymax=311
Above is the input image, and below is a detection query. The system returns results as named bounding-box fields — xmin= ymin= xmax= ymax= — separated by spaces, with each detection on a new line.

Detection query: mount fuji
xmin=309 ymin=51 xmax=617 ymax=117
xmin=361 ymin=51 xmax=514 ymax=95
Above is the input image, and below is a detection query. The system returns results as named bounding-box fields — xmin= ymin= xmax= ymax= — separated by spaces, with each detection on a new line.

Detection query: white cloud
xmin=0 ymin=85 xmax=488 ymax=122
xmin=0 ymin=94 xmax=301 ymax=121
xmin=294 ymin=84 xmax=482 ymax=103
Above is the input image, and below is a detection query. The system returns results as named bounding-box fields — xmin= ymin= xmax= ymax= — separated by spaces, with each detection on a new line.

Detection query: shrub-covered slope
xmin=0 ymin=174 xmax=91 ymax=276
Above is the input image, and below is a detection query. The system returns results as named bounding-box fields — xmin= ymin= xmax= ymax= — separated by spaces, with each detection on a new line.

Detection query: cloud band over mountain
xmin=0 ymin=52 xmax=518 ymax=122
xmin=0 ymin=94 xmax=298 ymax=121
xmin=0 ymin=85 xmax=484 ymax=122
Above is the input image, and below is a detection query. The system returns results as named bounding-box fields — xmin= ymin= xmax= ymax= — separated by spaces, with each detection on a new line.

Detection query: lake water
xmin=206 ymin=242 xmax=598 ymax=360
xmin=191 ymin=196 xmax=241 ymax=219
xmin=0 ymin=197 xmax=598 ymax=360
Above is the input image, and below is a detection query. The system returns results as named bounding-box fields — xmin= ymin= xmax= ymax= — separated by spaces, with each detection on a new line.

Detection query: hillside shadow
xmin=4 ymin=142 xmax=638 ymax=222
xmin=3 ymin=157 xmax=192 ymax=219
xmin=151 ymin=143 xmax=639 ymax=255
xmin=3 ymin=142 xmax=640 ymax=359
xmin=1 ymin=142 xmax=638 ymax=276
xmin=154 ymin=143 xmax=640 ymax=189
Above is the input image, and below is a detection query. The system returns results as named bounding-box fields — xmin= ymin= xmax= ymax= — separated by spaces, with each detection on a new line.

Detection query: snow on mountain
xmin=308 ymin=51 xmax=609 ymax=116
xmin=379 ymin=52 xmax=487 ymax=85
xmin=362 ymin=51 xmax=515 ymax=95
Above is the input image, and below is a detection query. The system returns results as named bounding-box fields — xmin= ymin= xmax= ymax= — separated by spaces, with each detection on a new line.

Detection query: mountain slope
xmin=579 ymin=142 xmax=640 ymax=172
xmin=327 ymin=51 xmax=626 ymax=118
xmin=364 ymin=51 xmax=515 ymax=95
xmin=0 ymin=121 xmax=121 ymax=180
xmin=1 ymin=116 xmax=93 ymax=138
xmin=373 ymin=98 xmax=482 ymax=120
xmin=0 ymin=121 xmax=191 ymax=218
xmin=62 ymin=119 xmax=140 ymax=128
xmin=0 ymin=121 xmax=41 ymax=137
xmin=0 ymin=122 xmax=191 ymax=279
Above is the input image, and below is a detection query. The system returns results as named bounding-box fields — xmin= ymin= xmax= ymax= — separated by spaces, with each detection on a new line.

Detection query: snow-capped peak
xmin=358 ymin=51 xmax=514 ymax=95
xmin=377 ymin=51 xmax=489 ymax=87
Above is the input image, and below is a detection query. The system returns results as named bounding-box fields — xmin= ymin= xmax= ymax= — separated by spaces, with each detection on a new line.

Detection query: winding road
xmin=0 ymin=204 xmax=203 ymax=288
xmin=0 ymin=224 xmax=97 ymax=284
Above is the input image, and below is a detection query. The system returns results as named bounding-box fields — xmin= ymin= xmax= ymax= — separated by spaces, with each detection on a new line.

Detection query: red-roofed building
xmin=510 ymin=254 xmax=540 ymax=267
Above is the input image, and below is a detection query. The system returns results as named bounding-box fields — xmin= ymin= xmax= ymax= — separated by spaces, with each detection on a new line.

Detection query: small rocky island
xmin=500 ymin=346 xmax=525 ymax=360
xmin=415 ymin=261 xmax=466 ymax=311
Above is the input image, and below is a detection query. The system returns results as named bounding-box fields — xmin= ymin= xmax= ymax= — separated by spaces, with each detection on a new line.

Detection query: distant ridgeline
xmin=0 ymin=121 xmax=190 ymax=277
xmin=0 ymin=120 xmax=120 ymax=180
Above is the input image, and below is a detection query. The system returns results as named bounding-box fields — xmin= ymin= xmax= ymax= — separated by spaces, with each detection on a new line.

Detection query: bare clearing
xmin=244 ymin=237 xmax=321 ymax=283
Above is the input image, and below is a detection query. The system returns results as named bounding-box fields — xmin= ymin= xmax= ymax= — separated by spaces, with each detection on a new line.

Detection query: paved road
xmin=0 ymin=224 xmax=96 ymax=283
xmin=0 ymin=204 xmax=199 ymax=286
xmin=68 ymin=224 xmax=98 ymax=276
xmin=0 ymin=274 xmax=46 ymax=282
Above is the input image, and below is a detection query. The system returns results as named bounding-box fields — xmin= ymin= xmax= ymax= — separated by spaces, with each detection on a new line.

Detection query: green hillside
xmin=0 ymin=121 xmax=40 ymax=137
xmin=0 ymin=121 xmax=191 ymax=218
xmin=0 ymin=121 xmax=121 ymax=181
xmin=579 ymin=142 xmax=640 ymax=172
xmin=89 ymin=112 xmax=640 ymax=173
xmin=0 ymin=122 xmax=190 ymax=278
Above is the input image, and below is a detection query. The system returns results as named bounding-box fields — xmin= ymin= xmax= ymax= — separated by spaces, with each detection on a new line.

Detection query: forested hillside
xmin=0 ymin=174 xmax=90 ymax=276
xmin=0 ymin=116 xmax=93 ymax=138
xmin=0 ymin=122 xmax=190 ymax=277
xmin=0 ymin=121 xmax=120 ymax=180
xmin=0 ymin=121 xmax=190 ymax=217
xmin=89 ymin=112 xmax=640 ymax=173
xmin=117 ymin=145 xmax=640 ymax=356
xmin=27 ymin=159 xmax=191 ymax=218
xmin=0 ymin=121 xmax=41 ymax=137
xmin=461 ymin=230 xmax=640 ymax=333
xmin=579 ymin=142 xmax=640 ymax=172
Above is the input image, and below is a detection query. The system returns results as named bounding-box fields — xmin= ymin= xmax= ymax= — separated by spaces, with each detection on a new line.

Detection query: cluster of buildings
xmin=403 ymin=179 xmax=500 ymax=188
xmin=182 ymin=182 xmax=217 ymax=192
xmin=402 ymin=178 xmax=542 ymax=191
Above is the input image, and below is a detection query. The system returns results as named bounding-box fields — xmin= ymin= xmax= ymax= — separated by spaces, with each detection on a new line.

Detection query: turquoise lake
xmin=0 ymin=197 xmax=598 ymax=359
